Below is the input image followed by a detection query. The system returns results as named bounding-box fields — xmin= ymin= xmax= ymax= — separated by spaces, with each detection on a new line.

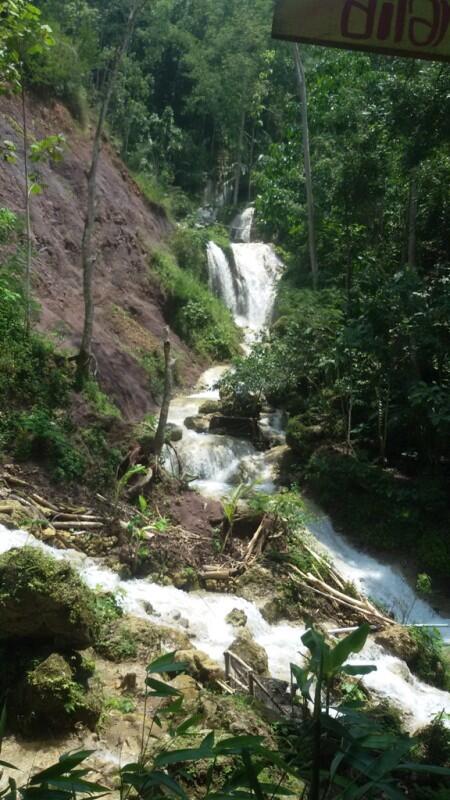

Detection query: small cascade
xmin=231 ymin=243 xmax=282 ymax=336
xmin=207 ymin=242 xmax=238 ymax=315
xmin=207 ymin=207 xmax=283 ymax=343
xmin=231 ymin=206 xmax=255 ymax=243
xmin=1 ymin=523 xmax=449 ymax=731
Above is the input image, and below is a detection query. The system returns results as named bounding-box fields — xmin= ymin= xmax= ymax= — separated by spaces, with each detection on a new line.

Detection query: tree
xmin=76 ymin=0 xmax=148 ymax=383
xmin=0 ymin=0 xmax=60 ymax=332
xmin=293 ymin=44 xmax=318 ymax=289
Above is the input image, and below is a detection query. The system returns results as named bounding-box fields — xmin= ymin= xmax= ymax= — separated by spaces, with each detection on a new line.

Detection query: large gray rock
xmin=0 ymin=547 xmax=99 ymax=649
xmin=184 ymin=415 xmax=211 ymax=434
xmin=229 ymin=628 xmax=269 ymax=677
xmin=209 ymin=415 xmax=257 ymax=440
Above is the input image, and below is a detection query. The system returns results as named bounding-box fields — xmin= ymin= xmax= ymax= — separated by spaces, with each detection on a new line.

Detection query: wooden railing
xmin=223 ymin=650 xmax=287 ymax=714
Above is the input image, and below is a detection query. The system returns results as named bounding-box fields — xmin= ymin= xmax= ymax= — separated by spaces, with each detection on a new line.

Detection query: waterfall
xmin=207 ymin=242 xmax=238 ymax=315
xmin=231 ymin=206 xmax=255 ymax=243
xmin=207 ymin=210 xmax=283 ymax=342
xmin=231 ymin=243 xmax=282 ymax=336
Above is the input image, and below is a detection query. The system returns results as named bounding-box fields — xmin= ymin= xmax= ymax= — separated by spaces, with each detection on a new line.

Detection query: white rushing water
xmin=206 ymin=214 xmax=283 ymax=343
xmin=230 ymin=206 xmax=255 ymax=243
xmin=2 ymin=207 xmax=448 ymax=732
xmin=0 ymin=523 xmax=448 ymax=731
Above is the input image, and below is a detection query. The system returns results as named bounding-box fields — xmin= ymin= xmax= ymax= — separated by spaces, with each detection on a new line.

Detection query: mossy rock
xmin=0 ymin=547 xmax=99 ymax=648
xmin=226 ymin=609 xmax=247 ymax=628
xmin=96 ymin=615 xmax=190 ymax=663
xmin=229 ymin=628 xmax=269 ymax=677
xmin=198 ymin=400 xmax=222 ymax=415
xmin=12 ymin=651 xmax=102 ymax=736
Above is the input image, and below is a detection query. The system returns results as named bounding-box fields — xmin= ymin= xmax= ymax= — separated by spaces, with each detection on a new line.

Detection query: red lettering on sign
xmin=341 ymin=0 xmax=377 ymax=39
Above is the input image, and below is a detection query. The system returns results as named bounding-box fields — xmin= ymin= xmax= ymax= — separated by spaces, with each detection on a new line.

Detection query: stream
xmin=1 ymin=208 xmax=449 ymax=732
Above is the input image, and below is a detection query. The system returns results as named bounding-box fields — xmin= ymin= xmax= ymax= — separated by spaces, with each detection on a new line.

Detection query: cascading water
xmin=1 ymin=522 xmax=449 ymax=731
xmin=206 ymin=209 xmax=283 ymax=343
xmin=230 ymin=206 xmax=255 ymax=243
xmin=2 ymin=206 xmax=449 ymax=734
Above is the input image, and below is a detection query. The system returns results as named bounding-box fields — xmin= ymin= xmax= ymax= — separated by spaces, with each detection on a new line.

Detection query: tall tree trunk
xmin=408 ymin=173 xmax=418 ymax=269
xmin=248 ymin=120 xmax=255 ymax=202
xmin=21 ymin=84 xmax=32 ymax=335
xmin=233 ymin=109 xmax=246 ymax=207
xmin=77 ymin=0 xmax=147 ymax=382
xmin=293 ymin=44 xmax=318 ymax=290
xmin=153 ymin=329 xmax=174 ymax=466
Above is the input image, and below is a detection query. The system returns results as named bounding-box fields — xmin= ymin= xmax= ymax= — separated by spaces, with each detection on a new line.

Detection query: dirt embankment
xmin=0 ymin=94 xmax=203 ymax=419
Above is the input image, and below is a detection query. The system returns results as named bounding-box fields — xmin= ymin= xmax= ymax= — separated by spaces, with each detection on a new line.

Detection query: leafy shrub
xmin=409 ymin=628 xmax=448 ymax=689
xmin=306 ymin=450 xmax=450 ymax=580
xmin=83 ymin=380 xmax=121 ymax=419
xmin=13 ymin=409 xmax=85 ymax=482
xmin=152 ymin=248 xmax=240 ymax=360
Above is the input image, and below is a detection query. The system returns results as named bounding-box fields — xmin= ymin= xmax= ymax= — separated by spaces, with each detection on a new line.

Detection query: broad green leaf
xmin=330 ymin=625 xmax=371 ymax=672
xmin=147 ymin=652 xmax=188 ymax=675
xmin=341 ymin=664 xmax=377 ymax=676
xmin=145 ymin=677 xmax=182 ymax=696
xmin=30 ymin=751 xmax=95 ymax=783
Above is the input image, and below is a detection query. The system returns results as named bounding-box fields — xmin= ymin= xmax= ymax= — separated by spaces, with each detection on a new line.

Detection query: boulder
xmin=176 ymin=648 xmax=224 ymax=685
xmin=96 ymin=616 xmax=190 ymax=662
xmin=229 ymin=628 xmax=269 ymax=677
xmin=209 ymin=415 xmax=257 ymax=440
xmin=169 ymin=674 xmax=201 ymax=707
xmin=14 ymin=651 xmax=102 ymax=735
xmin=0 ymin=547 xmax=98 ymax=649
xmin=375 ymin=625 xmax=419 ymax=663
xmin=198 ymin=400 xmax=222 ymax=415
xmin=226 ymin=609 xmax=248 ymax=628
xmin=166 ymin=423 xmax=183 ymax=443
xmin=184 ymin=415 xmax=211 ymax=434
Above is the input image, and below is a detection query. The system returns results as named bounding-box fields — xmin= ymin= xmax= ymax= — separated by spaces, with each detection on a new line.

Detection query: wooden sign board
xmin=272 ymin=0 xmax=450 ymax=62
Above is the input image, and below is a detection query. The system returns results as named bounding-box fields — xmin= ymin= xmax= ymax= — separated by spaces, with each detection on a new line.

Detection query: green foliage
xmin=152 ymin=247 xmax=240 ymax=360
xmin=83 ymin=379 xmax=121 ymax=419
xmin=105 ymin=695 xmax=137 ymax=714
xmin=13 ymin=408 xmax=85 ymax=482
xmin=306 ymin=450 xmax=450 ymax=580
xmin=409 ymin=628 xmax=449 ymax=690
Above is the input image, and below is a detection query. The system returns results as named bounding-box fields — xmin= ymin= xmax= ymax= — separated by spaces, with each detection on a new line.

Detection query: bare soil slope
xmin=0 ymin=95 xmax=202 ymax=418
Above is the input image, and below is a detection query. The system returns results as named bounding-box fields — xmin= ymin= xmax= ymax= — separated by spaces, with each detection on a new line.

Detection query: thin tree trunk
xmin=293 ymin=44 xmax=318 ymax=289
xmin=248 ymin=120 xmax=255 ymax=202
xmin=233 ymin=109 xmax=246 ymax=206
xmin=77 ymin=0 xmax=147 ymax=382
xmin=408 ymin=173 xmax=418 ymax=269
xmin=153 ymin=329 xmax=174 ymax=464
xmin=21 ymin=84 xmax=32 ymax=335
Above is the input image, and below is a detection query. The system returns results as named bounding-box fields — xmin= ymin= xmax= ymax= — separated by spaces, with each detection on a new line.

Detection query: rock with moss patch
xmin=375 ymin=625 xmax=419 ymax=663
xmin=96 ymin=616 xmax=190 ymax=663
xmin=176 ymin=648 xmax=224 ymax=685
xmin=198 ymin=400 xmax=222 ymax=415
xmin=229 ymin=628 xmax=269 ymax=677
xmin=0 ymin=547 xmax=99 ymax=648
xmin=184 ymin=415 xmax=211 ymax=434
xmin=14 ymin=651 xmax=102 ymax=736
xmin=226 ymin=609 xmax=247 ymax=628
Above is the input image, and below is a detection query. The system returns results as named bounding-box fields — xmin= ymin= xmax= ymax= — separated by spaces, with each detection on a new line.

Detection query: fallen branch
xmin=52 ymin=521 xmax=103 ymax=531
xmin=30 ymin=494 xmax=60 ymax=513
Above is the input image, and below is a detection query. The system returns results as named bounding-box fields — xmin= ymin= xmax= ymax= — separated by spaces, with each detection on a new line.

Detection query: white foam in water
xmin=1 ymin=523 xmax=449 ymax=730
xmin=305 ymin=505 xmax=450 ymax=642
xmin=4 ymin=228 xmax=449 ymax=731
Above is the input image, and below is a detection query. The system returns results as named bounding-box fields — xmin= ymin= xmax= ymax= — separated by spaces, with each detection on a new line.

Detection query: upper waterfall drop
xmin=207 ymin=207 xmax=283 ymax=342
xmin=230 ymin=206 xmax=255 ymax=243
xmin=207 ymin=241 xmax=238 ymax=316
